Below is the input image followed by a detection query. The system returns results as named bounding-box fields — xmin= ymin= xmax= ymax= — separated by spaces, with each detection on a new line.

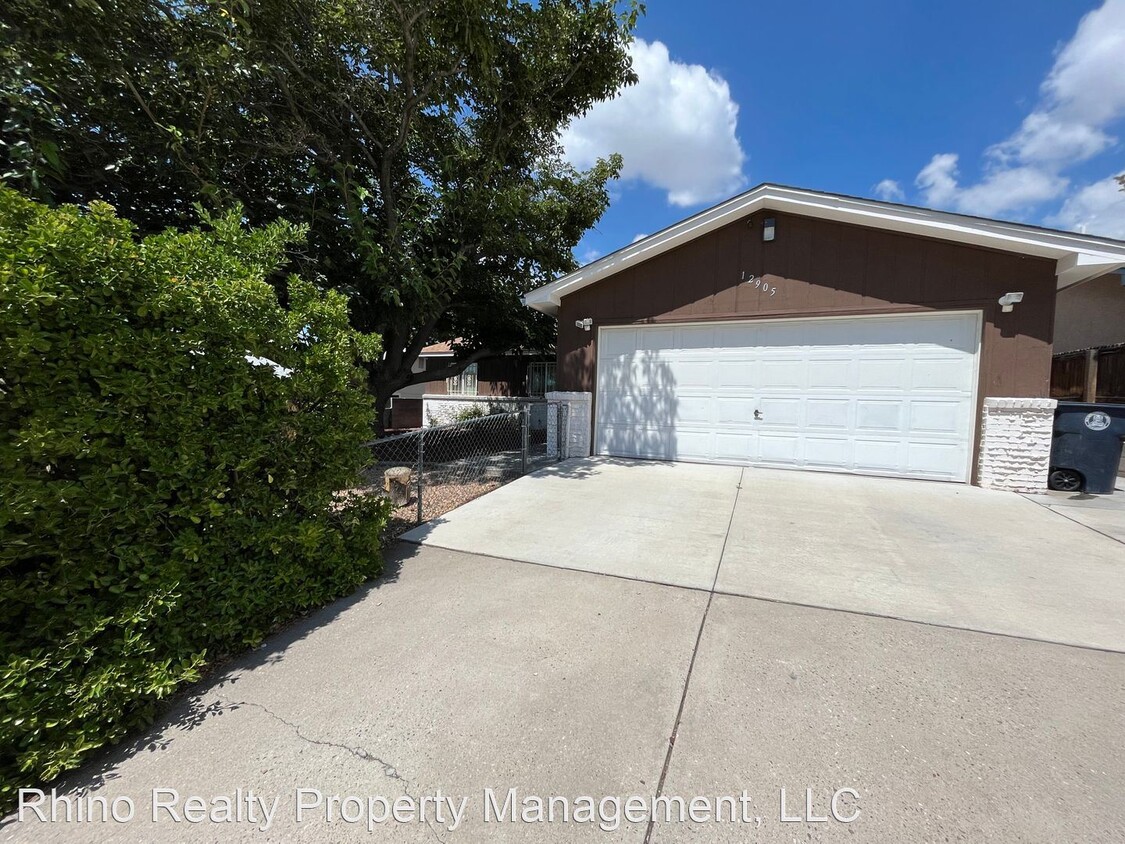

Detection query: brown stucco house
xmin=387 ymin=342 xmax=555 ymax=430
xmin=522 ymin=184 xmax=1125 ymax=492
xmin=1053 ymin=271 xmax=1125 ymax=355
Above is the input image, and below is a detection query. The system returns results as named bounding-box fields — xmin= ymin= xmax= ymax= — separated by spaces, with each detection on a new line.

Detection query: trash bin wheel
xmin=1048 ymin=468 xmax=1083 ymax=492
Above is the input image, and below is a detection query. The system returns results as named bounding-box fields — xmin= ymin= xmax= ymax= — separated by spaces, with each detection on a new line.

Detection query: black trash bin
xmin=1048 ymin=402 xmax=1125 ymax=493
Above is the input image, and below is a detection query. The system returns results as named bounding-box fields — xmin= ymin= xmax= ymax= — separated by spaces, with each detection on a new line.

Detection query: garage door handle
xmin=754 ymin=409 xmax=762 ymax=420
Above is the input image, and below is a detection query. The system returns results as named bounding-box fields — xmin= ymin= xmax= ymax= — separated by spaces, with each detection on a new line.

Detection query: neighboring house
xmin=1053 ymin=271 xmax=1125 ymax=354
xmin=522 ymin=183 xmax=1125 ymax=493
xmin=1050 ymin=272 xmax=1125 ymax=405
xmin=387 ymin=342 xmax=555 ymax=429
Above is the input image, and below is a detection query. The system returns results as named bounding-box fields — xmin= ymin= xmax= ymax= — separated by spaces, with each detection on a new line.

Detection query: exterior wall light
xmin=575 ymin=318 xmax=593 ymax=331
xmin=763 ymin=217 xmax=776 ymax=242
xmin=998 ymin=292 xmax=1024 ymax=313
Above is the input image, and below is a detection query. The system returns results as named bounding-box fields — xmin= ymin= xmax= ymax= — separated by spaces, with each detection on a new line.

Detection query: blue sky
xmin=564 ymin=0 xmax=1125 ymax=264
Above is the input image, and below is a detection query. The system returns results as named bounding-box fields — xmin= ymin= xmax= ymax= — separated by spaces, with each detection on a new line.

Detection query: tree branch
xmin=404 ymin=347 xmax=496 ymax=387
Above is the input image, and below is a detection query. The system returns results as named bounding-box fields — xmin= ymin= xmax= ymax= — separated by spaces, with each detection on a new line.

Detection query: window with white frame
xmin=446 ymin=363 xmax=478 ymax=396
xmin=527 ymin=361 xmax=556 ymax=397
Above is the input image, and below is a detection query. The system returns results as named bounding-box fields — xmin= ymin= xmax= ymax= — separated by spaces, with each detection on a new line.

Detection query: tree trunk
xmin=368 ymin=364 xmax=405 ymax=437
xmin=372 ymin=389 xmax=392 ymax=436
xmin=366 ymin=348 xmax=494 ymax=436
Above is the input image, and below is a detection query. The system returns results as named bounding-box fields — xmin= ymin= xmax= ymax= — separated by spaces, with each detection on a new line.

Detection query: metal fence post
xmin=416 ymin=427 xmax=424 ymax=524
xmin=521 ymin=404 xmax=529 ymax=475
xmin=559 ymin=403 xmax=568 ymax=461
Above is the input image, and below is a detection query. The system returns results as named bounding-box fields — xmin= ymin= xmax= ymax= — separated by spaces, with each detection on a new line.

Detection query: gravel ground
xmin=383 ymin=478 xmax=503 ymax=538
xmin=350 ymin=448 xmax=557 ymax=540
xmin=359 ymin=462 xmax=521 ymax=540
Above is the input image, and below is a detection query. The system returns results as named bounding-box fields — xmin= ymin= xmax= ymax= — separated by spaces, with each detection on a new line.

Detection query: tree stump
xmin=383 ymin=466 xmax=412 ymax=507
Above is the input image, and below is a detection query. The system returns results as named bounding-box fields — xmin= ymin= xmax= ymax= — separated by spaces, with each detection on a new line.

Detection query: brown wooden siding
xmin=558 ymin=210 xmax=1057 ymax=396
xmin=556 ymin=210 xmax=1059 ymax=482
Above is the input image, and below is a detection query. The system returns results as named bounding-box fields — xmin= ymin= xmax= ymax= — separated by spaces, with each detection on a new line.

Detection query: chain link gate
xmin=363 ymin=400 xmax=567 ymax=538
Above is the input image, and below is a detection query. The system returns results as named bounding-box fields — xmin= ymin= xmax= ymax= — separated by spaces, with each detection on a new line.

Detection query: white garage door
xmin=595 ymin=312 xmax=981 ymax=482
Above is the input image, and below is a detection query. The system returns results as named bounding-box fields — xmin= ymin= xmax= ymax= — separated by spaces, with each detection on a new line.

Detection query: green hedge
xmin=0 ymin=188 xmax=389 ymax=799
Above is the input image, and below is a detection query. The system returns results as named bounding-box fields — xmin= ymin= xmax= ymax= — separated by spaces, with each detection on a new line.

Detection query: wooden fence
xmin=1051 ymin=344 xmax=1125 ymax=403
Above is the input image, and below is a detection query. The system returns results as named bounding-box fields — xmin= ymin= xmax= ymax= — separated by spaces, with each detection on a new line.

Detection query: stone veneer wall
xmin=976 ymin=398 xmax=1057 ymax=492
xmin=421 ymin=395 xmax=531 ymax=428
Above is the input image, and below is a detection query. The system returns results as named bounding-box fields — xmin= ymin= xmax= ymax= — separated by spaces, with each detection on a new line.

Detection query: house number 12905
xmin=741 ymin=271 xmax=777 ymax=295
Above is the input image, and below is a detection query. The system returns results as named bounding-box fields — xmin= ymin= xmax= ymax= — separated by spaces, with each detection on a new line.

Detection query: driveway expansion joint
xmin=642 ymin=467 xmax=745 ymax=844
xmin=1019 ymin=492 xmax=1125 ymax=546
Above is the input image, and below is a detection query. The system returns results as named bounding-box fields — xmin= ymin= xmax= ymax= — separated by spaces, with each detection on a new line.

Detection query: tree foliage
xmin=1 ymin=0 xmax=641 ymax=425
xmin=0 ymin=188 xmax=388 ymax=798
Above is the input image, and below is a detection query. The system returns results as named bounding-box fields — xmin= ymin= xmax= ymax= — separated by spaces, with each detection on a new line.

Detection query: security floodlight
xmin=998 ymin=292 xmax=1024 ymax=313
xmin=575 ymin=318 xmax=593 ymax=331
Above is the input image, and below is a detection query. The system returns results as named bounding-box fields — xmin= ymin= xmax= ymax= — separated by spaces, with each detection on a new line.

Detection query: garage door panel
xmin=808 ymin=359 xmax=852 ymax=389
xmin=600 ymin=424 xmax=678 ymax=460
xmin=853 ymin=439 xmax=904 ymax=470
xmin=676 ymin=394 xmax=714 ymax=425
xmin=758 ymin=433 xmax=801 ymax=464
xmin=597 ymin=390 xmax=675 ymax=425
xmin=714 ymin=432 xmax=754 ymax=460
xmin=717 ymin=397 xmax=757 ymax=424
xmin=856 ymin=400 xmax=903 ymax=432
xmin=596 ymin=313 xmax=979 ymax=482
xmin=759 ymin=359 xmax=805 ymax=389
xmin=717 ymin=360 xmax=757 ymax=388
xmin=667 ymin=358 xmax=714 ymax=388
xmin=908 ymin=400 xmax=966 ymax=435
xmin=759 ymin=397 xmax=801 ymax=426
xmin=637 ymin=327 xmax=676 ymax=352
xmin=803 ymin=437 xmax=853 ymax=468
xmin=911 ymin=358 xmax=975 ymax=392
xmin=805 ymin=399 xmax=851 ymax=430
xmin=677 ymin=325 xmax=717 ymax=349
xmin=857 ymin=359 xmax=908 ymax=390
xmin=600 ymin=329 xmax=638 ymax=357
xmin=717 ymin=324 xmax=759 ymax=347
xmin=905 ymin=441 xmax=966 ymax=478
xmin=675 ymin=429 xmax=715 ymax=461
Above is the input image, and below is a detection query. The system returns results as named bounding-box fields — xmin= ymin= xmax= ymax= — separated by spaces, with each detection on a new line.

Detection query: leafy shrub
xmin=453 ymin=403 xmax=487 ymax=422
xmin=0 ymin=189 xmax=389 ymax=800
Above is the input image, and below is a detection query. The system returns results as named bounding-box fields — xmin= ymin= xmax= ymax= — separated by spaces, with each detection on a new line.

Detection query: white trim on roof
xmin=522 ymin=184 xmax=1125 ymax=316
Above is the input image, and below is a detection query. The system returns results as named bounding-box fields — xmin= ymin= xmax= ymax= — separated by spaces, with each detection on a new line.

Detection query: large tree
xmin=1 ymin=0 xmax=639 ymax=427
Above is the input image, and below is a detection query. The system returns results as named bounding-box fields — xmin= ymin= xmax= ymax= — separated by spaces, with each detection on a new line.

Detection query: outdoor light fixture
xmin=575 ymin=318 xmax=593 ymax=331
xmin=763 ymin=217 xmax=776 ymax=242
xmin=998 ymin=292 xmax=1024 ymax=313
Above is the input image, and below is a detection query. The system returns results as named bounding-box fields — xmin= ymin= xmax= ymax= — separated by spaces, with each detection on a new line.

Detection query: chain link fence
xmin=361 ymin=400 xmax=568 ymax=538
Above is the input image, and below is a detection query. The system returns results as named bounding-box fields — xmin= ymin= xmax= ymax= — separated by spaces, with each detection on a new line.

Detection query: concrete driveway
xmin=404 ymin=458 xmax=1125 ymax=651
xmin=6 ymin=461 xmax=1124 ymax=842
xmin=6 ymin=543 xmax=1122 ymax=843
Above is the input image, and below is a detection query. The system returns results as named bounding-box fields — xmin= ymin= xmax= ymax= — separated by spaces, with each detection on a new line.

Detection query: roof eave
xmin=524 ymin=184 xmax=1125 ymax=315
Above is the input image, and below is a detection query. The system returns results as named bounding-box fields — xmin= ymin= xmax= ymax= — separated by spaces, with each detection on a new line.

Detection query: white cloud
xmin=913 ymin=0 xmax=1125 ymax=221
xmin=561 ymin=39 xmax=746 ymax=207
xmin=915 ymin=154 xmax=959 ymax=206
xmin=630 ymin=233 xmax=648 ymax=243
xmin=916 ymin=154 xmax=1068 ymax=217
xmin=872 ymin=179 xmax=905 ymax=202
xmin=989 ymin=112 xmax=1112 ymax=166
xmin=1048 ymin=174 xmax=1125 ymax=238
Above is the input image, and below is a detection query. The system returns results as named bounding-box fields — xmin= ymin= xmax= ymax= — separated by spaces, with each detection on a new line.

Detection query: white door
xmin=595 ymin=312 xmax=981 ymax=482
